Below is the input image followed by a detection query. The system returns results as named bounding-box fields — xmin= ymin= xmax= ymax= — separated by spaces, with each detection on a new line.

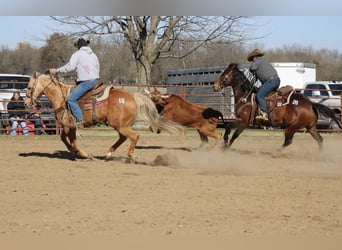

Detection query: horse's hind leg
xmin=308 ymin=127 xmax=323 ymax=151
xmin=106 ymin=133 xmax=127 ymax=160
xmin=282 ymin=129 xmax=295 ymax=148
xmin=271 ymin=129 xmax=296 ymax=157
xmin=106 ymin=127 xmax=140 ymax=162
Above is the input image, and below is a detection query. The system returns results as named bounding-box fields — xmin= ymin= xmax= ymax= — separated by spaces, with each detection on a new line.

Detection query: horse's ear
xmin=144 ymin=88 xmax=150 ymax=95
xmin=33 ymin=72 xmax=41 ymax=78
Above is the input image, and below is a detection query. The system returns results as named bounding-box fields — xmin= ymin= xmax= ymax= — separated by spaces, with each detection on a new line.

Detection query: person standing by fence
xmin=7 ymin=91 xmax=29 ymax=136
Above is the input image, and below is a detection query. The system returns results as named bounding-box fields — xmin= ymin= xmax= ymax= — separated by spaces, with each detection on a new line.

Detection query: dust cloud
xmin=152 ymin=134 xmax=342 ymax=178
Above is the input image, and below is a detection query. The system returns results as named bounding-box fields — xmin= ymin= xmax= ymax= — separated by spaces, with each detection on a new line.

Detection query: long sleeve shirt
xmin=57 ymin=46 xmax=100 ymax=82
xmin=249 ymin=57 xmax=278 ymax=83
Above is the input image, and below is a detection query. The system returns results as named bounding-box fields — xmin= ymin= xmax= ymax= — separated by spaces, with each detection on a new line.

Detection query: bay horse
xmin=213 ymin=63 xmax=342 ymax=151
xmin=145 ymin=88 xmax=231 ymax=148
xmin=24 ymin=72 xmax=184 ymax=161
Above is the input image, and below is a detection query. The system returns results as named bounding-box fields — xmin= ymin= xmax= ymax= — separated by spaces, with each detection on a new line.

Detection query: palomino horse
xmin=24 ymin=73 xmax=184 ymax=161
xmin=145 ymin=88 xmax=231 ymax=148
xmin=213 ymin=63 xmax=342 ymax=151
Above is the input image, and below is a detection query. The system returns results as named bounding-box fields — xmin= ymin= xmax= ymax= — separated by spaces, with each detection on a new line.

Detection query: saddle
xmin=251 ymin=85 xmax=295 ymax=125
xmin=275 ymin=85 xmax=294 ymax=106
xmin=77 ymin=81 xmax=114 ymax=125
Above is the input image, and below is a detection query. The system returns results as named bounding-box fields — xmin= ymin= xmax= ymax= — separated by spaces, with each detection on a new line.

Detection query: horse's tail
xmin=133 ymin=93 xmax=184 ymax=135
xmin=312 ymin=102 xmax=342 ymax=129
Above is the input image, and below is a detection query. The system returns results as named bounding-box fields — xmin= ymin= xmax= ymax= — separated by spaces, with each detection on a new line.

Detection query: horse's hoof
xmin=105 ymin=152 xmax=113 ymax=161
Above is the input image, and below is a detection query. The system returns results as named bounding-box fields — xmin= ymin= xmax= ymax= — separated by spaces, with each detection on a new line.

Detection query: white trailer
xmin=271 ymin=62 xmax=316 ymax=90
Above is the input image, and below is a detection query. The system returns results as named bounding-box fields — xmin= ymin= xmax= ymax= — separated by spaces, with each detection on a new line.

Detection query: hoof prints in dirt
xmin=151 ymin=153 xmax=181 ymax=167
xmin=132 ymin=153 xmax=182 ymax=167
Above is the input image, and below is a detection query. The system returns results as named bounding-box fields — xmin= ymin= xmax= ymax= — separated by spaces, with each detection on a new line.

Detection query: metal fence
xmin=1 ymin=83 xmax=342 ymax=135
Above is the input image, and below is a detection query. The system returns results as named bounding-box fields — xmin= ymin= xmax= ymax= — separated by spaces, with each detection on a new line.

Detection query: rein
xmin=30 ymin=75 xmax=69 ymax=117
xmin=220 ymin=69 xmax=256 ymax=104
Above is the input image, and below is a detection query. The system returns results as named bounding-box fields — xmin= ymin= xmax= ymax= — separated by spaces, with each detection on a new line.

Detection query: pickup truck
xmin=301 ymin=81 xmax=342 ymax=129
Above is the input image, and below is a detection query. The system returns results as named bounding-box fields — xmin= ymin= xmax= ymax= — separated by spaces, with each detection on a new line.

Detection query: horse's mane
xmin=223 ymin=63 xmax=239 ymax=74
xmin=39 ymin=74 xmax=71 ymax=88
xmin=224 ymin=63 xmax=256 ymax=92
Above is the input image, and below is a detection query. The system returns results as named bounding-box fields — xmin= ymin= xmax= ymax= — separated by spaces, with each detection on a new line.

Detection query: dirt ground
xmin=1 ymin=128 xmax=342 ymax=236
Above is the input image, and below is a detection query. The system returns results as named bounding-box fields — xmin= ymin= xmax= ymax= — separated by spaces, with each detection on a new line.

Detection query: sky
xmin=0 ymin=16 xmax=342 ymax=53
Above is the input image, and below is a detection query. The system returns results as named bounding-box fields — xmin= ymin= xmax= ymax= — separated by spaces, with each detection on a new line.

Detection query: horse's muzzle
xmin=24 ymin=99 xmax=34 ymax=109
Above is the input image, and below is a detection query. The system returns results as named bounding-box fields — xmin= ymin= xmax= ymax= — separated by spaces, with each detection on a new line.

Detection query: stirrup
xmin=256 ymin=111 xmax=269 ymax=121
xmin=76 ymin=121 xmax=84 ymax=129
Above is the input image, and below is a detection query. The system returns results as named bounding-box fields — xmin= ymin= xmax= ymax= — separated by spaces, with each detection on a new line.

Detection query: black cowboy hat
xmin=74 ymin=38 xmax=90 ymax=49
xmin=247 ymin=48 xmax=264 ymax=61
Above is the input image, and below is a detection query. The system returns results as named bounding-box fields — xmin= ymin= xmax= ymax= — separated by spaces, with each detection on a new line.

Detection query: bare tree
xmin=40 ymin=33 xmax=75 ymax=74
xmin=50 ymin=16 xmax=253 ymax=85
xmin=0 ymin=43 xmax=40 ymax=74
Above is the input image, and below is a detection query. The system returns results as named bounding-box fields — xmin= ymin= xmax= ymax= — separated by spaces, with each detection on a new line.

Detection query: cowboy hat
xmin=247 ymin=49 xmax=264 ymax=61
xmin=74 ymin=38 xmax=90 ymax=49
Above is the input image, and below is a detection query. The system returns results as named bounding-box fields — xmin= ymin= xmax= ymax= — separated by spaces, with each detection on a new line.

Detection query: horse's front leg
xmin=60 ymin=129 xmax=73 ymax=152
xmin=281 ymin=129 xmax=295 ymax=148
xmin=61 ymin=127 xmax=91 ymax=159
xmin=226 ymin=126 xmax=245 ymax=148
xmin=222 ymin=125 xmax=231 ymax=146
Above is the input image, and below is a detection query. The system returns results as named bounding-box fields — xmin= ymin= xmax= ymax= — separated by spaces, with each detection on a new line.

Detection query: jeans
xmin=29 ymin=116 xmax=43 ymax=135
xmin=10 ymin=117 xmax=29 ymax=136
xmin=67 ymin=78 xmax=99 ymax=122
xmin=256 ymin=77 xmax=280 ymax=113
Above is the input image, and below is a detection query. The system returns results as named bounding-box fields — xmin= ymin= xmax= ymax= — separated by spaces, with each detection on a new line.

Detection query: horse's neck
xmin=235 ymin=88 xmax=249 ymax=102
xmin=45 ymin=82 xmax=70 ymax=109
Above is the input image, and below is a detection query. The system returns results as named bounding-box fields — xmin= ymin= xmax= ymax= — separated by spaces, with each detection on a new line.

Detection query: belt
xmin=266 ymin=74 xmax=279 ymax=81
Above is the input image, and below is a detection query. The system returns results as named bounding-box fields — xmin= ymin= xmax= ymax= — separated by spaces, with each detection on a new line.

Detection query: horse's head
xmin=213 ymin=63 xmax=242 ymax=92
xmin=214 ymin=63 xmax=256 ymax=95
xmin=25 ymin=72 xmax=49 ymax=108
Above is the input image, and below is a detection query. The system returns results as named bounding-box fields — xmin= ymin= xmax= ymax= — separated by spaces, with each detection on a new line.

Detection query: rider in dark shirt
xmin=248 ymin=49 xmax=280 ymax=121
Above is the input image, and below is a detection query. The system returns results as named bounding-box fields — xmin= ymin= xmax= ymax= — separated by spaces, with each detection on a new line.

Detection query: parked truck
xmin=301 ymin=81 xmax=342 ymax=129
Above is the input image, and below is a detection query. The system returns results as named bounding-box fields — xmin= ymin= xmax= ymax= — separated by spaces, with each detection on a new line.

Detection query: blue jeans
xmin=67 ymin=78 xmax=99 ymax=122
xmin=256 ymin=77 xmax=280 ymax=113
xmin=10 ymin=117 xmax=29 ymax=136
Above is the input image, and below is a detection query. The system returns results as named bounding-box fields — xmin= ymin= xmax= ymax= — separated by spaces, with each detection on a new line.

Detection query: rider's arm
xmin=57 ymin=52 xmax=79 ymax=73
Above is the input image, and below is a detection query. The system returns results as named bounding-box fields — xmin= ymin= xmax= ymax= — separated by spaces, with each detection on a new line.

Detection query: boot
xmin=256 ymin=111 xmax=269 ymax=121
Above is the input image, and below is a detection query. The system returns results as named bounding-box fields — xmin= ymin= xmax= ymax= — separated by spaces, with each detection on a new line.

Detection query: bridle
xmin=27 ymin=75 xmax=68 ymax=107
xmin=217 ymin=67 xmax=256 ymax=104
xmin=26 ymin=75 xmax=55 ymax=106
xmin=26 ymin=76 xmax=40 ymax=107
